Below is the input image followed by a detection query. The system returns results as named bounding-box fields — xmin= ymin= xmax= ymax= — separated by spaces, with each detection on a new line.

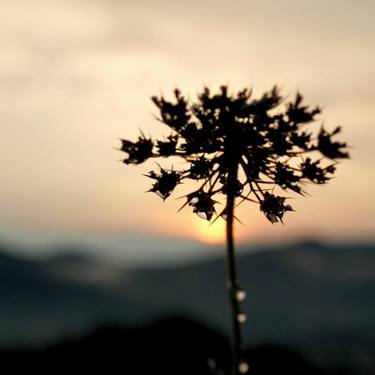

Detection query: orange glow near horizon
xmin=194 ymin=217 xmax=226 ymax=244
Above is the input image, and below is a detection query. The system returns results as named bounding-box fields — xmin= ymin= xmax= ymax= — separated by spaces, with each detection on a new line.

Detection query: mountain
xmin=0 ymin=317 xmax=338 ymax=375
xmin=0 ymin=245 xmax=146 ymax=344
xmin=0 ymin=240 xmax=374 ymax=373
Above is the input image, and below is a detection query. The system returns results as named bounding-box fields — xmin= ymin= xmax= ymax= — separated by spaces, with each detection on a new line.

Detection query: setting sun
xmin=194 ymin=217 xmax=226 ymax=244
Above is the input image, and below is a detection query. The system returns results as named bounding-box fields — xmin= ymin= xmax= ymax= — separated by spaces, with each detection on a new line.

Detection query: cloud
xmin=0 ymin=0 xmax=374 ymax=250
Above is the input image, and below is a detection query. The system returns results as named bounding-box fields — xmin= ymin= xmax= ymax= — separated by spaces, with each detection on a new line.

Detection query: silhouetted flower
xmin=156 ymin=134 xmax=179 ymax=156
xmin=119 ymin=85 xmax=349 ymax=375
xmin=317 ymin=126 xmax=349 ymax=159
xmin=120 ymin=85 xmax=349 ymax=223
xmin=188 ymin=191 xmax=217 ymax=221
xmin=188 ymin=156 xmax=212 ymax=180
xmin=145 ymin=168 xmax=181 ymax=200
xmin=260 ymin=192 xmax=293 ymax=224
xmin=120 ymin=133 xmax=153 ymax=164
xmin=300 ymin=158 xmax=335 ymax=184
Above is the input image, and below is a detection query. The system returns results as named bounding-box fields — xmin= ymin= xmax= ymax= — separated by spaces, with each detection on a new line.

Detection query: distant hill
xmin=0 ymin=240 xmax=374 ymax=373
xmin=0 ymin=317 xmax=339 ymax=375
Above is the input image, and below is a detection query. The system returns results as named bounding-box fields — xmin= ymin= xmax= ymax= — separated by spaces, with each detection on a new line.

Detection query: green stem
xmin=226 ymin=162 xmax=243 ymax=375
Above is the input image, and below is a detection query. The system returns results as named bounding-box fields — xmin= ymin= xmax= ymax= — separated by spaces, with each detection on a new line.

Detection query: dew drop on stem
xmin=236 ymin=288 xmax=247 ymax=302
xmin=239 ymin=362 xmax=249 ymax=374
xmin=237 ymin=312 xmax=247 ymax=323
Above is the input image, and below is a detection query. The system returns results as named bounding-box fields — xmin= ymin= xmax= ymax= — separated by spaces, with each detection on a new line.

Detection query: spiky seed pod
xmin=260 ymin=192 xmax=294 ymax=224
xmin=121 ymin=135 xmax=153 ymax=164
xmin=145 ymin=169 xmax=181 ymax=200
xmin=187 ymin=192 xmax=217 ymax=221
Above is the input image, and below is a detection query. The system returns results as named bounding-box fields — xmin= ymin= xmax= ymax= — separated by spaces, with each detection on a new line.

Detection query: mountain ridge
xmin=0 ymin=239 xmax=373 ymax=370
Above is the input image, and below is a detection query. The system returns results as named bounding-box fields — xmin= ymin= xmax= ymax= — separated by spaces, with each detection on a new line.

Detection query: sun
xmin=194 ymin=217 xmax=226 ymax=244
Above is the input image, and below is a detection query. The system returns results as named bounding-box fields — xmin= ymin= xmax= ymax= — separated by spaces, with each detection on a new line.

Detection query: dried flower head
xmin=120 ymin=86 xmax=349 ymax=224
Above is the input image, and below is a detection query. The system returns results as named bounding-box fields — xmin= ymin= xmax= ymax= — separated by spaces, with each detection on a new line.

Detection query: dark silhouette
xmin=120 ymin=86 xmax=349 ymax=374
xmin=0 ymin=316 xmax=346 ymax=375
xmin=0 ymin=241 xmax=374 ymax=373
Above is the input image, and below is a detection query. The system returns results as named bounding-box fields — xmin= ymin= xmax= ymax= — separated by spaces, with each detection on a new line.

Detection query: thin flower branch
xmin=119 ymin=85 xmax=349 ymax=375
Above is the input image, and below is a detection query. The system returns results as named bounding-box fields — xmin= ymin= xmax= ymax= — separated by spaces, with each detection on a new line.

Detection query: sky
xmin=0 ymin=0 xmax=374 ymax=262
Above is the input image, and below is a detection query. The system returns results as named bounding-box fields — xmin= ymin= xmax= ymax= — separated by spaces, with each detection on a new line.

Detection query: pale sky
xmin=1 ymin=0 xmax=374 ymax=261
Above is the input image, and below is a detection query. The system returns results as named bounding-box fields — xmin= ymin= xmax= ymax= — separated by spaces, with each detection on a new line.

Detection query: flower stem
xmin=226 ymin=162 xmax=243 ymax=375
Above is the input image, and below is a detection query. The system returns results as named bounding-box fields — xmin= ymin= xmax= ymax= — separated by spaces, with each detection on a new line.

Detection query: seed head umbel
xmin=119 ymin=85 xmax=349 ymax=224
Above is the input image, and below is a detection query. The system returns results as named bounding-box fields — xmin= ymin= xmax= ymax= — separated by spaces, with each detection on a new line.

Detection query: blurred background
xmin=0 ymin=0 xmax=374 ymax=373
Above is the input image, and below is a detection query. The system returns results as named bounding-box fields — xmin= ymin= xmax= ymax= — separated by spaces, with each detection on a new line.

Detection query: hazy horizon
xmin=1 ymin=228 xmax=374 ymax=268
